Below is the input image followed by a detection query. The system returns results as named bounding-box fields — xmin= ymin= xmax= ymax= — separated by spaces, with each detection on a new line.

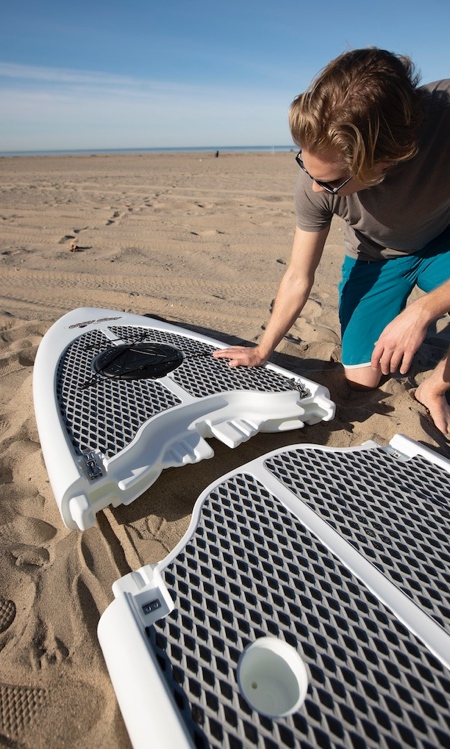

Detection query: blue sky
xmin=1 ymin=0 xmax=449 ymax=152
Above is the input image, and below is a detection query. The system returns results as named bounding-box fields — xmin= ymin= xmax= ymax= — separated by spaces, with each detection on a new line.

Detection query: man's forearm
xmin=213 ymin=226 xmax=328 ymax=368
xmin=257 ymin=274 xmax=313 ymax=358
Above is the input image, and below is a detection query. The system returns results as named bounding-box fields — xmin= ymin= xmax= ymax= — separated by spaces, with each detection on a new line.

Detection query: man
xmin=213 ymin=48 xmax=450 ymax=435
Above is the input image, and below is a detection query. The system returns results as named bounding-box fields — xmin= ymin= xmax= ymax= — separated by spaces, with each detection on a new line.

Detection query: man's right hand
xmin=212 ymin=346 xmax=268 ymax=368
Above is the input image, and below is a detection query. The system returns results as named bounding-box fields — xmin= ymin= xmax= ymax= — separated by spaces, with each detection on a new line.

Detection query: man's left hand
xmin=371 ymin=306 xmax=429 ymax=375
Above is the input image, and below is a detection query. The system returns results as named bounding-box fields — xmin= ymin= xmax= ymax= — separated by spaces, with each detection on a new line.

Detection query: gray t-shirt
xmin=294 ymin=80 xmax=450 ymax=261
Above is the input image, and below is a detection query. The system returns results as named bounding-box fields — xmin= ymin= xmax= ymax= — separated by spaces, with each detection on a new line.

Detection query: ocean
xmin=0 ymin=145 xmax=295 ymax=158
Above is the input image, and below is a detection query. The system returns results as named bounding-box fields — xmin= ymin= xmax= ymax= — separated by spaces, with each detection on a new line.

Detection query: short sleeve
xmin=294 ymin=172 xmax=334 ymax=232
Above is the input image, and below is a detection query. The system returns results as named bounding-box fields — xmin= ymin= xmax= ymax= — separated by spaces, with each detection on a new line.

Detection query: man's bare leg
xmin=415 ymin=349 xmax=450 ymax=435
xmin=344 ymin=365 xmax=382 ymax=391
xmin=345 ymin=352 xmax=450 ymax=435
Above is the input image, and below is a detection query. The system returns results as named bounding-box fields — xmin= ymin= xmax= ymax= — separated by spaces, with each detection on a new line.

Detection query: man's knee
xmin=344 ymin=365 xmax=382 ymax=390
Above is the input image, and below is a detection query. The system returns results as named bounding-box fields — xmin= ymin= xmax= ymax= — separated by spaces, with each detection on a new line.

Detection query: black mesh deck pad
xmin=264 ymin=446 xmax=450 ymax=632
xmin=56 ymin=329 xmax=182 ymax=458
xmin=148 ymin=463 xmax=450 ymax=749
xmin=56 ymin=325 xmax=299 ymax=460
xmin=110 ymin=325 xmax=296 ymax=399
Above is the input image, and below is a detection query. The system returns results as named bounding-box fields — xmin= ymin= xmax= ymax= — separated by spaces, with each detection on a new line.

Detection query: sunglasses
xmin=295 ymin=149 xmax=353 ymax=194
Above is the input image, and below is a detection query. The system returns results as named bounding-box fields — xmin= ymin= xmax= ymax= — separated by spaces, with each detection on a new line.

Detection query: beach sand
xmin=0 ymin=151 xmax=449 ymax=747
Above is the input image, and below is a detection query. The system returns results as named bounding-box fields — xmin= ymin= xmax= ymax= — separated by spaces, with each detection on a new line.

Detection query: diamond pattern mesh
xmin=148 ymin=473 xmax=450 ymax=749
xmin=56 ymin=324 xmax=300 ymax=462
xmin=56 ymin=330 xmax=181 ymax=458
xmin=264 ymin=447 xmax=450 ymax=632
xmin=110 ymin=325 xmax=296 ymax=398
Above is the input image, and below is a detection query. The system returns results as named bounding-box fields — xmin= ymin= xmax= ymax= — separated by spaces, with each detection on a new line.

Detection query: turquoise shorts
xmin=338 ymin=227 xmax=450 ymax=368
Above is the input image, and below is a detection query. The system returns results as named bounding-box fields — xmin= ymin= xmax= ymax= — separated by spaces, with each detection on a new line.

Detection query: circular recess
xmin=93 ymin=342 xmax=184 ymax=380
xmin=237 ymin=637 xmax=308 ymax=718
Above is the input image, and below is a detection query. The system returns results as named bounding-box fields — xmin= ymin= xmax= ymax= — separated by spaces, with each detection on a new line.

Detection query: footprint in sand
xmin=0 ymin=353 xmax=23 ymax=378
xmin=0 ymin=418 xmax=10 ymax=437
xmin=106 ymin=210 xmax=121 ymax=226
xmin=18 ymin=345 xmax=38 ymax=368
xmin=0 ymin=596 xmax=16 ymax=633
xmin=190 ymin=229 xmax=225 ymax=237
xmin=10 ymin=544 xmax=51 ymax=569
xmin=58 ymin=234 xmax=75 ymax=244
xmin=0 ymin=679 xmax=105 ymax=745
xmin=58 ymin=232 xmax=90 ymax=251
xmin=0 ymin=682 xmax=47 ymax=738
xmin=32 ymin=619 xmax=70 ymax=668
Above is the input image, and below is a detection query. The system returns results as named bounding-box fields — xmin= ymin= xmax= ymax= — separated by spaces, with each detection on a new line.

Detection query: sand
xmin=0 ymin=151 xmax=449 ymax=748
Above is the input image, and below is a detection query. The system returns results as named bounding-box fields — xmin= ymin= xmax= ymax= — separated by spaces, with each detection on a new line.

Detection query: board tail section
xmin=98 ymin=435 xmax=450 ymax=749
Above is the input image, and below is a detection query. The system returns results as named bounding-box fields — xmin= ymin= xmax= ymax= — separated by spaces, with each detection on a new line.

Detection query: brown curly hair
xmin=289 ymin=48 xmax=426 ymax=184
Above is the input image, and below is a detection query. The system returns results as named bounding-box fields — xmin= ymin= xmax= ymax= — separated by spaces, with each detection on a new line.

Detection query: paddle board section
xmin=33 ymin=307 xmax=335 ymax=530
xmin=98 ymin=434 xmax=450 ymax=749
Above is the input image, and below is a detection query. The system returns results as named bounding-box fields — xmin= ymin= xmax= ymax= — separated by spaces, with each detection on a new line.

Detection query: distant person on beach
xmin=214 ymin=48 xmax=450 ymax=435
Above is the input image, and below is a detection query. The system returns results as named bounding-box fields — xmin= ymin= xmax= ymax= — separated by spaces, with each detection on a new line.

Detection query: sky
xmin=1 ymin=0 xmax=449 ymax=152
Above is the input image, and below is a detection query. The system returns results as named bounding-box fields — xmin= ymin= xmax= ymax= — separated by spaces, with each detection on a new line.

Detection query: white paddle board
xmin=33 ymin=307 xmax=335 ymax=530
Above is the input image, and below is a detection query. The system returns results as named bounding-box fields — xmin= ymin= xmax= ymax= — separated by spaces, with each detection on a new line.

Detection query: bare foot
xmin=414 ymin=382 xmax=450 ymax=436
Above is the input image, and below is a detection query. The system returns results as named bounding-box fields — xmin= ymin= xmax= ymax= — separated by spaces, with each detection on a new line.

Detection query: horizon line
xmin=0 ymin=144 xmax=296 ymax=157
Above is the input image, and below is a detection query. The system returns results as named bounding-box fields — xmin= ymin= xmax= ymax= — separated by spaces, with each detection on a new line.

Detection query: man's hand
xmin=371 ymin=305 xmax=429 ymax=375
xmin=213 ymin=346 xmax=268 ymax=368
